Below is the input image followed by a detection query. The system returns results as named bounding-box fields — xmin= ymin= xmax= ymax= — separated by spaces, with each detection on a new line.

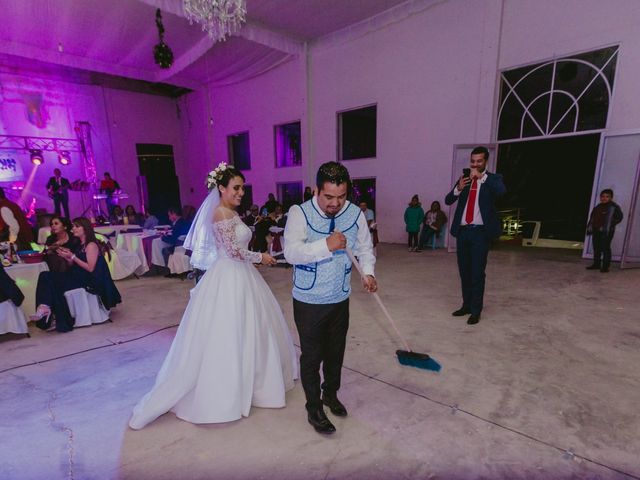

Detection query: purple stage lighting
xmin=30 ymin=149 xmax=44 ymax=165
xmin=58 ymin=151 xmax=71 ymax=165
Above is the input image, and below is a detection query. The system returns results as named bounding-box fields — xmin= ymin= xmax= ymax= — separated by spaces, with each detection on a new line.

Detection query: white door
xmin=447 ymin=144 xmax=497 ymax=252
xmin=585 ymin=132 xmax=640 ymax=262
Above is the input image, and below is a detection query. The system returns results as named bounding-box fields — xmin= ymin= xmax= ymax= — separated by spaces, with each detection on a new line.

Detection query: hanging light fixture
xmin=58 ymin=151 xmax=71 ymax=165
xmin=30 ymin=149 xmax=44 ymax=165
xmin=183 ymin=0 xmax=247 ymax=42
xmin=154 ymin=9 xmax=174 ymax=69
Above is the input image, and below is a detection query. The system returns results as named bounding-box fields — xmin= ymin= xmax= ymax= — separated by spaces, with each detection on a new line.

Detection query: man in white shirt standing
xmin=445 ymin=146 xmax=506 ymax=325
xmin=284 ymin=162 xmax=376 ymax=435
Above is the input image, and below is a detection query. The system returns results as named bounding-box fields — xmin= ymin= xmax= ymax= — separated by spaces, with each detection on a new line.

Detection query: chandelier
xmin=183 ymin=0 xmax=247 ymax=42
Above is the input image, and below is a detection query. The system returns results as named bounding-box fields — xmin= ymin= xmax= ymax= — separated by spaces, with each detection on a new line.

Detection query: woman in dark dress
xmin=44 ymin=216 xmax=80 ymax=272
xmin=124 ymin=205 xmax=144 ymax=227
xmin=31 ymin=217 xmax=122 ymax=332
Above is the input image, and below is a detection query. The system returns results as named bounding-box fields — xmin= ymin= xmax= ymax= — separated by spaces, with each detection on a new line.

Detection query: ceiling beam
xmin=0 ymin=39 xmax=158 ymax=85
xmin=238 ymin=22 xmax=304 ymax=56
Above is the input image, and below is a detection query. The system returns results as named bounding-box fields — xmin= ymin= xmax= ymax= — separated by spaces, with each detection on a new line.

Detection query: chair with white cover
xmin=64 ymin=288 xmax=110 ymax=327
xmin=96 ymin=233 xmax=142 ymax=280
xmin=167 ymin=246 xmax=192 ymax=275
xmin=268 ymin=226 xmax=289 ymax=265
xmin=105 ymin=247 xmax=142 ymax=280
xmin=0 ymin=300 xmax=29 ymax=337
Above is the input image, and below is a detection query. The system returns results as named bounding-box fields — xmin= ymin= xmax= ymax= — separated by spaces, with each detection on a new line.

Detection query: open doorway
xmin=136 ymin=144 xmax=181 ymax=223
xmin=496 ymin=134 xmax=600 ymax=246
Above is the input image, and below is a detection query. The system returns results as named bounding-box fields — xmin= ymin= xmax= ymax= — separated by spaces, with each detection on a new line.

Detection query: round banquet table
xmin=5 ymin=261 xmax=49 ymax=317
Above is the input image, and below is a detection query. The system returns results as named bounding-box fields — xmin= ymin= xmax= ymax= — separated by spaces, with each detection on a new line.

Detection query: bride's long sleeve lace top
xmin=213 ymin=208 xmax=262 ymax=263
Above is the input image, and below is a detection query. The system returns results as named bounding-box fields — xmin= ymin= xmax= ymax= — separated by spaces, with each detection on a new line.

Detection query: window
xmin=277 ymin=181 xmax=303 ymax=211
xmin=227 ymin=131 xmax=251 ymax=170
xmin=338 ymin=105 xmax=377 ymax=160
xmin=497 ymin=46 xmax=618 ymax=141
xmin=275 ymin=121 xmax=302 ymax=167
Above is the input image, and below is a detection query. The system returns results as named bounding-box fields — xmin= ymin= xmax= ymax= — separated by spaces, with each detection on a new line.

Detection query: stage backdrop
xmin=0 ymin=70 xmax=185 ymax=218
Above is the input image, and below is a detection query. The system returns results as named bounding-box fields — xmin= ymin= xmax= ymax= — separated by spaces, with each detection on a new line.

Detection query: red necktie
xmin=465 ymin=178 xmax=478 ymax=224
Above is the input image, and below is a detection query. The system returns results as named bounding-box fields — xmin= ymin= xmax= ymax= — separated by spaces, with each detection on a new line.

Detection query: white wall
xmin=310 ymin=0 xmax=502 ymax=243
xmin=0 ymin=72 xmax=184 ymax=216
xmin=181 ymin=0 xmax=640 ymax=243
xmin=500 ymin=0 xmax=640 ymax=131
xmin=180 ymin=57 xmax=307 ymax=210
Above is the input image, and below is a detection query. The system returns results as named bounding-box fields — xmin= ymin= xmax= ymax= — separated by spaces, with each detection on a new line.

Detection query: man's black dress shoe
xmin=322 ymin=394 xmax=348 ymax=417
xmin=586 ymin=264 xmax=600 ymax=270
xmin=467 ymin=314 xmax=481 ymax=325
xmin=307 ymin=409 xmax=336 ymax=434
xmin=600 ymin=267 xmax=609 ymax=273
xmin=452 ymin=308 xmax=470 ymax=317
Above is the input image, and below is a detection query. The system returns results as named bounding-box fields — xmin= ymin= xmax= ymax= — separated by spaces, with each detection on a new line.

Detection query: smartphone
xmin=462 ymin=168 xmax=471 ymax=178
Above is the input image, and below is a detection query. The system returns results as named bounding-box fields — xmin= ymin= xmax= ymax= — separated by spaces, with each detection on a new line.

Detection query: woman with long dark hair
xmin=31 ymin=217 xmax=121 ymax=332
xmin=129 ymin=163 xmax=297 ymax=429
xmin=124 ymin=205 xmax=144 ymax=226
xmin=44 ymin=216 xmax=80 ymax=272
xmin=419 ymin=201 xmax=448 ymax=249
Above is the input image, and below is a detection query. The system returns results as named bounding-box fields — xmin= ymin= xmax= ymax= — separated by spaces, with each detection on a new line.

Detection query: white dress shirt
xmin=454 ymin=171 xmax=488 ymax=226
xmin=284 ymin=197 xmax=376 ymax=277
xmin=0 ymin=206 xmax=19 ymax=242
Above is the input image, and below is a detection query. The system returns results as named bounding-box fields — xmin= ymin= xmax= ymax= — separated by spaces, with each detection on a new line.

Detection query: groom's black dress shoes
xmin=452 ymin=307 xmax=470 ymax=317
xmin=307 ymin=409 xmax=336 ymax=434
xmin=467 ymin=314 xmax=481 ymax=325
xmin=322 ymin=394 xmax=348 ymax=417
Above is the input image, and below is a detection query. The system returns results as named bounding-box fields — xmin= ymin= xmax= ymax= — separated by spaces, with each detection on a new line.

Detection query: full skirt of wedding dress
xmin=129 ymin=258 xmax=298 ymax=429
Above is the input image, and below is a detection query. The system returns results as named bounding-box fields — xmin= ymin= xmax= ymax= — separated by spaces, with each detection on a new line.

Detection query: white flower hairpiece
xmin=206 ymin=162 xmax=229 ymax=190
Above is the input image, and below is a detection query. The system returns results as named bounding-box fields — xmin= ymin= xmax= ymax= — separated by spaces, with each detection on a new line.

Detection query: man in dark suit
xmin=161 ymin=206 xmax=191 ymax=268
xmin=445 ymin=146 xmax=506 ymax=325
xmin=46 ymin=168 xmax=71 ymax=218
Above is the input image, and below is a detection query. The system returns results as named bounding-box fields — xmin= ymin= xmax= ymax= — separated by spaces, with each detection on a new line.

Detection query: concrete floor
xmin=2 ymin=244 xmax=639 ymax=480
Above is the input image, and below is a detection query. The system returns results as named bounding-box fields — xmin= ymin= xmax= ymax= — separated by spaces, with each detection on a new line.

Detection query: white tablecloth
xmin=5 ymin=262 xmax=49 ymax=317
xmin=151 ymin=237 xmax=172 ymax=267
xmin=116 ymin=231 xmax=157 ymax=275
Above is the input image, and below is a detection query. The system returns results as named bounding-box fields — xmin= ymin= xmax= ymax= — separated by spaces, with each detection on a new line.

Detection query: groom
xmin=284 ymin=162 xmax=377 ymax=434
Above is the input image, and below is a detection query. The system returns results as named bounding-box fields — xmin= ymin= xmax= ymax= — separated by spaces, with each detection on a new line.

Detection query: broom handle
xmin=346 ymin=248 xmax=412 ymax=352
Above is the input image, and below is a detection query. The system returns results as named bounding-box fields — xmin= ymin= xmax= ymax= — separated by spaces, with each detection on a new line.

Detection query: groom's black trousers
xmin=293 ymin=298 xmax=349 ymax=412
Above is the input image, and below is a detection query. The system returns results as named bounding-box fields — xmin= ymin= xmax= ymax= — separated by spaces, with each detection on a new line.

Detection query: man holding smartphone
xmin=445 ymin=146 xmax=506 ymax=325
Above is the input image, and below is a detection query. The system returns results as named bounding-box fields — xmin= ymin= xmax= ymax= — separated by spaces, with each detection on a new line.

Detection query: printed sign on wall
xmin=0 ymin=151 xmax=26 ymax=182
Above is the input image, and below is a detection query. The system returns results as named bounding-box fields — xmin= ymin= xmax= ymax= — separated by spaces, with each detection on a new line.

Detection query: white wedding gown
xmin=129 ymin=214 xmax=298 ymax=429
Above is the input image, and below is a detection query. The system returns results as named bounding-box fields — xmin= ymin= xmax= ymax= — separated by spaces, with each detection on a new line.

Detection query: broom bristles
xmin=396 ymin=350 xmax=441 ymax=372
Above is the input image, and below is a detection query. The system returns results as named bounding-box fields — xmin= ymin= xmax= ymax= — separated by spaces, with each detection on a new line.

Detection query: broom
xmin=346 ymin=248 xmax=441 ymax=372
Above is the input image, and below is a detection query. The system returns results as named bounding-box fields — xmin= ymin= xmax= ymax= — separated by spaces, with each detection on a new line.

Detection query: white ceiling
xmin=0 ymin=0 xmax=412 ymax=91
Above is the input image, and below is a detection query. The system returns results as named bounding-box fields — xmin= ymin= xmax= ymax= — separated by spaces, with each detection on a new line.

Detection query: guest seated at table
xmin=261 ymin=193 xmax=278 ymax=214
xmin=0 ymin=187 xmax=34 ymax=250
xmin=160 ymin=207 xmax=191 ymax=266
xmin=182 ymin=205 xmax=197 ymax=224
xmin=124 ymin=205 xmax=144 ymax=227
xmin=242 ymin=204 xmax=261 ymax=227
xmin=253 ymin=212 xmax=272 ymax=253
xmin=109 ymin=205 xmax=125 ymax=225
xmin=419 ymin=200 xmax=447 ymax=250
xmin=0 ymin=262 xmax=25 ymax=307
xmin=44 ymin=216 xmax=80 ymax=273
xmin=142 ymin=207 xmax=159 ymax=230
xmin=268 ymin=203 xmax=287 ymax=228
xmin=31 ymin=217 xmax=122 ymax=332
xmin=253 ymin=203 xmax=286 ymax=252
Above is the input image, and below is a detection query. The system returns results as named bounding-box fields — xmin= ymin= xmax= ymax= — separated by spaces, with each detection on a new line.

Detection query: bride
xmin=129 ymin=163 xmax=298 ymax=429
